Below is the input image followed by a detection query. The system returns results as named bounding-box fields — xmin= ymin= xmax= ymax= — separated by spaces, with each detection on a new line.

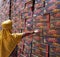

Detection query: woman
xmin=0 ymin=20 xmax=39 ymax=57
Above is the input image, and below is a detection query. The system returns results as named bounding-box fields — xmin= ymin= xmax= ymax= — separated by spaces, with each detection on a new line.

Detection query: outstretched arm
xmin=11 ymin=29 xmax=40 ymax=44
xmin=15 ymin=29 xmax=39 ymax=38
xmin=21 ymin=31 xmax=34 ymax=38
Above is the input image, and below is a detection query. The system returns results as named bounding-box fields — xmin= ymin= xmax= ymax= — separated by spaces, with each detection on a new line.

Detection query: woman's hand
xmin=33 ymin=29 xmax=40 ymax=34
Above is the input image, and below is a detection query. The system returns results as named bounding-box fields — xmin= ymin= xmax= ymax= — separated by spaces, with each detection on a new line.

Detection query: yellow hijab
xmin=0 ymin=20 xmax=22 ymax=57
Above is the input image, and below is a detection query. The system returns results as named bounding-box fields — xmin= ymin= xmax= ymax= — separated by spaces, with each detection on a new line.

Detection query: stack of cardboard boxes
xmin=0 ymin=0 xmax=60 ymax=57
xmin=11 ymin=0 xmax=60 ymax=57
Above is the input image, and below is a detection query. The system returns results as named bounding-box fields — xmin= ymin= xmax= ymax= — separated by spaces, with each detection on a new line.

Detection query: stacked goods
xmin=35 ymin=0 xmax=44 ymax=8
xmin=34 ymin=14 xmax=50 ymax=29
xmin=7 ymin=0 xmax=60 ymax=57
xmin=45 ymin=0 xmax=60 ymax=13
xmin=49 ymin=44 xmax=60 ymax=57
xmin=50 ymin=12 xmax=60 ymax=29
xmin=32 ymin=42 xmax=48 ymax=57
xmin=0 ymin=0 xmax=9 ymax=29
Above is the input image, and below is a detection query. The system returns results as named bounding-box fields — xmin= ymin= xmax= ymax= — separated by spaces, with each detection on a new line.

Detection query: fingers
xmin=34 ymin=29 xmax=40 ymax=34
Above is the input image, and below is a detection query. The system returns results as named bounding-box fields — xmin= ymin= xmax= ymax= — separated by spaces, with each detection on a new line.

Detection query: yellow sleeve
xmin=12 ymin=33 xmax=23 ymax=43
xmin=0 ymin=33 xmax=23 ymax=57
